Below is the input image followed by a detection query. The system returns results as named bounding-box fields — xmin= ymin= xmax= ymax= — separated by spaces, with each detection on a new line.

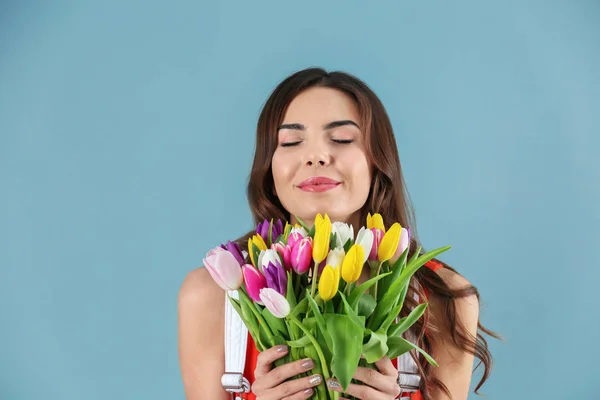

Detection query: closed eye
xmin=332 ymin=139 xmax=354 ymax=144
xmin=281 ymin=141 xmax=302 ymax=147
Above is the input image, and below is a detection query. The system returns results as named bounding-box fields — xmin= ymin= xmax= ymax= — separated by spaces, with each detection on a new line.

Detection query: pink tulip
xmin=390 ymin=227 xmax=410 ymax=264
xmin=287 ymin=229 xmax=306 ymax=250
xmin=271 ymin=242 xmax=292 ymax=271
xmin=203 ymin=246 xmax=243 ymax=291
xmin=259 ymin=288 xmax=290 ymax=318
xmin=242 ymin=264 xmax=267 ymax=303
xmin=368 ymin=228 xmax=384 ymax=261
xmin=291 ymin=237 xmax=313 ymax=274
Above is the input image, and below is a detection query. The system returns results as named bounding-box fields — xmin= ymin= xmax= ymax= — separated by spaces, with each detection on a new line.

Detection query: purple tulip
xmin=256 ymin=219 xmax=284 ymax=245
xmin=291 ymin=237 xmax=313 ymax=274
xmin=221 ymin=240 xmax=245 ymax=266
xmin=259 ymin=288 xmax=291 ymax=318
xmin=242 ymin=264 xmax=267 ymax=304
xmin=263 ymin=258 xmax=287 ymax=296
xmin=203 ymin=246 xmax=243 ymax=291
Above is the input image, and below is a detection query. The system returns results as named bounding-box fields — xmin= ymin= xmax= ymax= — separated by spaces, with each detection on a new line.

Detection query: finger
xmin=374 ymin=355 xmax=397 ymax=376
xmin=254 ymin=345 xmax=289 ymax=377
xmin=352 ymin=367 xmax=399 ymax=394
xmin=326 ymin=378 xmax=386 ymax=400
xmin=272 ymin=374 xmax=322 ymax=400
xmin=253 ymin=358 xmax=316 ymax=393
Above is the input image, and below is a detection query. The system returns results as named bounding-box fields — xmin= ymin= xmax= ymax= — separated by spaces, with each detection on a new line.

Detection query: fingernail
xmin=276 ymin=345 xmax=288 ymax=353
xmin=326 ymin=379 xmax=341 ymax=389
xmin=304 ymin=388 xmax=314 ymax=396
xmin=301 ymin=358 xmax=314 ymax=369
xmin=308 ymin=374 xmax=322 ymax=385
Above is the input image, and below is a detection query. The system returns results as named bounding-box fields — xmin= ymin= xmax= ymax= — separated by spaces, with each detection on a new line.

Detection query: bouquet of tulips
xmin=203 ymin=213 xmax=450 ymax=399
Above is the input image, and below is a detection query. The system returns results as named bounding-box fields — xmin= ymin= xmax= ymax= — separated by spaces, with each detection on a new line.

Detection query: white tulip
xmin=258 ymin=249 xmax=281 ymax=272
xmin=355 ymin=227 xmax=374 ymax=264
xmin=331 ymin=222 xmax=354 ymax=249
xmin=326 ymin=247 xmax=346 ymax=268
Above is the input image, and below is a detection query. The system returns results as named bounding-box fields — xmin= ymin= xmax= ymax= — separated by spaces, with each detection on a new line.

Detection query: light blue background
xmin=1 ymin=1 xmax=599 ymax=399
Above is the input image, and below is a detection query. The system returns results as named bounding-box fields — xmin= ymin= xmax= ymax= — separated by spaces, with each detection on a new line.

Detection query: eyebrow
xmin=277 ymin=120 xmax=360 ymax=131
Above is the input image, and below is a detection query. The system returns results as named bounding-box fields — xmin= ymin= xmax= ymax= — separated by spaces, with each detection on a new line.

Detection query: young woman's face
xmin=271 ymin=87 xmax=372 ymax=227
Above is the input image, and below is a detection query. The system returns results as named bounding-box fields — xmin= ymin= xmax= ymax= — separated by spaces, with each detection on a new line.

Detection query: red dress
xmin=241 ymin=260 xmax=443 ymax=400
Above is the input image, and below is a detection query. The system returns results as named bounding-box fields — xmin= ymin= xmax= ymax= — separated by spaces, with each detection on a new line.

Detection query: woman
xmin=178 ymin=67 xmax=498 ymax=399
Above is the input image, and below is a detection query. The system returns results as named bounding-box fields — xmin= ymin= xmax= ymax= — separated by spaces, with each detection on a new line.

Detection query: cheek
xmin=271 ymin=150 xmax=293 ymax=188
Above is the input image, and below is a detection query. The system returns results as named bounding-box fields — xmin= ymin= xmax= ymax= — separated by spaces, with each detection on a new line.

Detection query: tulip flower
xmin=257 ymin=218 xmax=284 ymax=245
xmin=271 ymin=242 xmax=292 ymax=271
xmin=312 ymin=213 xmax=332 ymax=263
xmin=341 ymin=244 xmax=366 ymax=283
xmin=248 ymin=234 xmax=267 ymax=266
xmin=318 ymin=264 xmax=340 ymax=301
xmin=367 ymin=213 xmax=386 ymax=233
xmin=203 ymin=246 xmax=244 ymax=291
xmin=368 ymin=228 xmax=384 ymax=262
xmin=259 ymin=288 xmax=290 ymax=318
xmin=378 ymin=222 xmax=402 ymax=262
xmin=258 ymin=249 xmax=281 ymax=273
xmin=290 ymin=237 xmax=313 ymax=274
xmin=220 ymin=240 xmax=245 ymax=266
xmin=332 ymin=222 xmax=354 ymax=249
xmin=326 ymin=247 xmax=345 ymax=268
xmin=390 ymin=227 xmax=410 ymax=264
xmin=355 ymin=227 xmax=374 ymax=264
xmin=287 ymin=226 xmax=308 ymax=248
xmin=263 ymin=256 xmax=287 ymax=296
xmin=242 ymin=264 xmax=267 ymax=303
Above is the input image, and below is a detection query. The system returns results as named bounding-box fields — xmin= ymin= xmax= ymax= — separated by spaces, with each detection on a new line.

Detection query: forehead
xmin=282 ymin=87 xmax=360 ymax=125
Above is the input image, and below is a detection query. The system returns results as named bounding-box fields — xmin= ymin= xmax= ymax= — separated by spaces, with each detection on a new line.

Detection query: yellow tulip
xmin=248 ymin=234 xmax=267 ymax=266
xmin=377 ymin=222 xmax=401 ymax=262
xmin=312 ymin=213 xmax=331 ymax=263
xmin=341 ymin=244 xmax=365 ymax=283
xmin=367 ymin=213 xmax=386 ymax=233
xmin=318 ymin=264 xmax=340 ymax=301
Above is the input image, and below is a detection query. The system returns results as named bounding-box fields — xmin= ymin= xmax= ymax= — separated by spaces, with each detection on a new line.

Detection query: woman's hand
xmin=325 ymin=356 xmax=401 ymax=400
xmin=252 ymin=345 xmax=323 ymax=400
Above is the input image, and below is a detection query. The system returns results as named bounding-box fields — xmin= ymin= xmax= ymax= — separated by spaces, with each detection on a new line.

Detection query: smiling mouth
xmin=296 ymin=176 xmax=341 ymax=193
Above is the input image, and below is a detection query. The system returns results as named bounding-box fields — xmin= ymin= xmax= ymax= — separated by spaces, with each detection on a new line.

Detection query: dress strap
xmin=222 ymin=290 xmax=251 ymax=399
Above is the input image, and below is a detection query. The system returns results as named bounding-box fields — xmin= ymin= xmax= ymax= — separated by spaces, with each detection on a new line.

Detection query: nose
xmin=304 ymin=149 xmax=331 ymax=167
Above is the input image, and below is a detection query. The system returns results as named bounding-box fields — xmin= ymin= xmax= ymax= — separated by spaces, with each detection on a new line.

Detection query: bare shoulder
xmin=178 ymin=267 xmax=228 ymax=400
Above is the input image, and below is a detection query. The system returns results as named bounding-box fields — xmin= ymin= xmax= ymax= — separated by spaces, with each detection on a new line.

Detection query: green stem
xmin=372 ymin=261 xmax=383 ymax=300
xmin=306 ymin=261 xmax=319 ymax=315
xmin=288 ymin=314 xmax=331 ymax=383
xmin=239 ymin=291 xmax=275 ymax=344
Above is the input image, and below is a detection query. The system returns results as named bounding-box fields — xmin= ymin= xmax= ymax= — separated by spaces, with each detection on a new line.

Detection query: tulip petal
xmin=378 ymin=223 xmax=401 ymax=262
xmin=260 ymin=288 xmax=290 ymax=318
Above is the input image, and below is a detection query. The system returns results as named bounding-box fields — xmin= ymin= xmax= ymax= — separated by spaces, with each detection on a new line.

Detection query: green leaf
xmin=291 ymin=296 xmax=309 ymax=318
xmin=339 ymin=292 xmax=366 ymax=329
xmin=357 ymin=294 xmax=377 ymax=318
xmin=294 ymin=215 xmax=311 ymax=232
xmin=347 ymin=271 xmax=391 ymax=310
xmin=330 ymin=232 xmax=338 ymax=250
xmin=251 ymin=243 xmax=262 ymax=269
xmin=377 ymin=248 xmax=409 ymax=301
xmin=371 ymin=246 xmax=450 ymax=329
xmin=324 ymin=314 xmax=363 ymax=391
xmin=286 ymin=271 xmax=297 ymax=310
xmin=283 ymin=222 xmax=292 ymax=242
xmin=408 ymin=245 xmax=422 ymax=265
xmin=227 ymin=295 xmax=261 ymax=350
xmin=362 ymin=329 xmax=389 ymax=363
xmin=387 ymin=336 xmax=438 ymax=367
xmin=268 ymin=219 xmax=274 ymax=247
xmin=286 ymin=335 xmax=312 ymax=348
xmin=261 ymin=307 xmax=287 ymax=338
xmin=343 ymin=237 xmax=353 ymax=253
xmin=380 ymin=303 xmax=403 ymax=332
xmin=303 ymin=344 xmax=328 ymax=400
xmin=388 ymin=303 xmax=428 ymax=338
xmin=306 ymin=291 xmax=333 ymax=349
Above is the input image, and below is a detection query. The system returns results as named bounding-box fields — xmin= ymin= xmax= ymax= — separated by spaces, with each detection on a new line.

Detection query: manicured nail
xmin=326 ymin=379 xmax=341 ymax=389
xmin=304 ymin=388 xmax=314 ymax=396
xmin=276 ymin=345 xmax=288 ymax=353
xmin=308 ymin=374 xmax=322 ymax=385
xmin=301 ymin=359 xmax=314 ymax=369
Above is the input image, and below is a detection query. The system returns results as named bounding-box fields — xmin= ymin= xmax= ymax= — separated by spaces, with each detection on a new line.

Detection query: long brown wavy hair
xmin=235 ymin=67 xmax=499 ymax=399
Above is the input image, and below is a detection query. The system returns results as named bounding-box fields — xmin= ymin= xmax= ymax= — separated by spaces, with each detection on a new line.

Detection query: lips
xmin=297 ymin=176 xmax=341 ymax=193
